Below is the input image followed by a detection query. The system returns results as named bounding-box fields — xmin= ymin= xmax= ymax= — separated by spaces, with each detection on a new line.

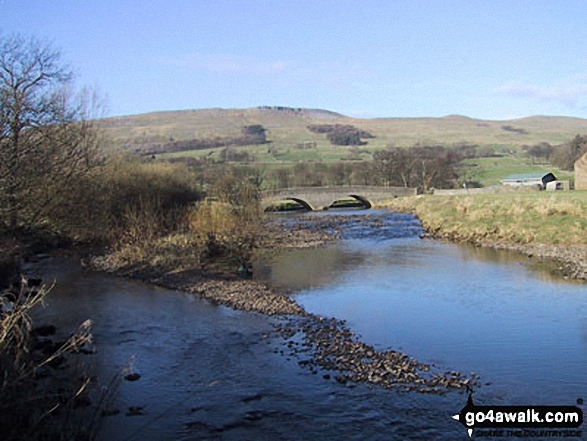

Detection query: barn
xmin=501 ymin=172 xmax=557 ymax=188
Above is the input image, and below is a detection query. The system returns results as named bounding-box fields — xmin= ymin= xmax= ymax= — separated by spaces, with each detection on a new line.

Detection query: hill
xmin=100 ymin=107 xmax=345 ymax=147
xmin=99 ymin=107 xmax=587 ymax=163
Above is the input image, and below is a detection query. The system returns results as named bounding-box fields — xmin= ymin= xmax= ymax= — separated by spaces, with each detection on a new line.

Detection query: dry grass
xmin=94 ymin=231 xmax=203 ymax=275
xmin=93 ymin=197 xmax=262 ymax=277
xmin=1 ymin=281 xmax=96 ymax=440
xmin=379 ymin=191 xmax=587 ymax=245
xmin=49 ymin=158 xmax=200 ymax=243
xmin=189 ymin=201 xmax=260 ymax=263
xmin=100 ymin=108 xmax=587 ymax=154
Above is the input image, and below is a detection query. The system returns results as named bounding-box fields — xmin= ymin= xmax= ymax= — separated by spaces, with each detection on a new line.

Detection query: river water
xmin=31 ymin=210 xmax=587 ymax=440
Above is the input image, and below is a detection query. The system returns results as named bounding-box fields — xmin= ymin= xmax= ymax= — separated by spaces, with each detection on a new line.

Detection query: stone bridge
xmin=261 ymin=186 xmax=419 ymax=211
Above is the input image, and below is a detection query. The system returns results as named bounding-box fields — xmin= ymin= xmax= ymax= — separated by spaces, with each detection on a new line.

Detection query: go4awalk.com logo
xmin=452 ymin=391 xmax=583 ymax=438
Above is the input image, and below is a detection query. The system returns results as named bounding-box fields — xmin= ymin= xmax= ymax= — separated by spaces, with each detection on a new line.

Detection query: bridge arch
xmin=348 ymin=194 xmax=372 ymax=209
xmin=287 ymin=197 xmax=314 ymax=211
xmin=261 ymin=186 xmax=419 ymax=211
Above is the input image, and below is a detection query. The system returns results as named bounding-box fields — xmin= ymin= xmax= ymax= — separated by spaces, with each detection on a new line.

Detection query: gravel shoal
xmin=86 ymin=215 xmax=477 ymax=393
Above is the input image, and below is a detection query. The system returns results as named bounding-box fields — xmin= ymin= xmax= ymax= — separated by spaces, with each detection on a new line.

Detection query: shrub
xmin=50 ymin=158 xmax=201 ymax=243
xmin=187 ymin=201 xmax=258 ymax=268
xmin=307 ymin=124 xmax=374 ymax=146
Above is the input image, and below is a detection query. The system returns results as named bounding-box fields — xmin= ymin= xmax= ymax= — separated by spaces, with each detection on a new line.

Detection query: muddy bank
xmin=88 ymin=215 xmax=475 ymax=394
xmin=422 ymin=227 xmax=587 ymax=282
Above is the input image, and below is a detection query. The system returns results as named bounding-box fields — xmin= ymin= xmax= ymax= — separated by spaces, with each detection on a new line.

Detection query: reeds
xmin=0 ymin=280 xmax=95 ymax=440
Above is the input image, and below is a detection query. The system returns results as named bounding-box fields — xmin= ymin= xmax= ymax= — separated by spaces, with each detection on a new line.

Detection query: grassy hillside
xmin=98 ymin=107 xmax=587 ymax=185
xmin=100 ymin=107 xmax=343 ymax=148
xmin=100 ymin=108 xmax=587 ymax=154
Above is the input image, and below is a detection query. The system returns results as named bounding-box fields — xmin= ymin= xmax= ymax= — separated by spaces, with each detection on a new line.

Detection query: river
xmin=31 ymin=210 xmax=587 ymax=440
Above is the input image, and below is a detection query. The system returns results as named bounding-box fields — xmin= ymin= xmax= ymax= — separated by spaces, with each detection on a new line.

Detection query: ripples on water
xmin=34 ymin=260 xmax=467 ymax=441
xmin=277 ymin=209 xmax=424 ymax=240
xmin=31 ymin=210 xmax=587 ymax=440
xmin=278 ymin=212 xmax=587 ymax=402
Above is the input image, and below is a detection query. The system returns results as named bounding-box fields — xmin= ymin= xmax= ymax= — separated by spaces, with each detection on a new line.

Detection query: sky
xmin=2 ymin=0 xmax=587 ymax=120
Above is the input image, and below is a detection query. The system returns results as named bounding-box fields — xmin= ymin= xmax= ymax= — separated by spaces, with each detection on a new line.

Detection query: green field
xmin=460 ymin=156 xmax=575 ymax=186
xmin=99 ymin=107 xmax=587 ymax=186
xmin=160 ymin=139 xmax=371 ymax=163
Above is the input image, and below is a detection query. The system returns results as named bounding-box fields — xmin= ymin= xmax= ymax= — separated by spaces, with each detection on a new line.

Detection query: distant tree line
xmin=501 ymin=125 xmax=528 ymax=135
xmin=137 ymin=125 xmax=268 ymax=156
xmin=172 ymin=135 xmax=587 ymax=190
xmin=307 ymin=124 xmax=375 ymax=146
xmin=372 ymin=145 xmax=461 ymax=190
xmin=523 ymin=134 xmax=587 ymax=170
xmin=257 ymin=106 xmax=303 ymax=112
xmin=261 ymin=144 xmax=466 ymax=190
xmin=166 ymin=142 xmax=497 ymax=191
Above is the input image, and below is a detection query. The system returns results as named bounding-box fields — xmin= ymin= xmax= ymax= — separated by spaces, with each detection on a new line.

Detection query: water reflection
xmin=254 ymin=247 xmax=370 ymax=292
xmin=255 ymin=211 xmax=425 ymax=292
xmin=26 ymin=210 xmax=587 ymax=439
xmin=268 ymin=237 xmax=587 ymax=405
xmin=31 ymin=259 xmax=471 ymax=441
xmin=458 ymin=245 xmax=577 ymax=284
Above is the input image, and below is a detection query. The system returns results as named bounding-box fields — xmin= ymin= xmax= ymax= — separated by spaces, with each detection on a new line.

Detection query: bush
xmin=187 ymin=201 xmax=258 ymax=266
xmin=307 ymin=124 xmax=374 ymax=146
xmin=88 ymin=163 xmax=264 ymax=274
xmin=49 ymin=158 xmax=201 ymax=243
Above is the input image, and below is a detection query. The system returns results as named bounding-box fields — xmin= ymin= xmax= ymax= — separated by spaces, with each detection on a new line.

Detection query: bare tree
xmin=372 ymin=145 xmax=460 ymax=190
xmin=410 ymin=146 xmax=460 ymax=190
xmin=0 ymin=34 xmax=99 ymax=231
xmin=372 ymin=147 xmax=416 ymax=187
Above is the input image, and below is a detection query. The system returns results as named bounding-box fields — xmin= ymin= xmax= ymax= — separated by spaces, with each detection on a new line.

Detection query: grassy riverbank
xmin=379 ymin=191 xmax=587 ymax=246
xmin=378 ymin=191 xmax=587 ymax=281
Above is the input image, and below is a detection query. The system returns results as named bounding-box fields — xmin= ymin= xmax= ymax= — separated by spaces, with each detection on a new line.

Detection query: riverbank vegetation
xmin=90 ymin=164 xmax=262 ymax=277
xmin=0 ymin=281 xmax=96 ymax=440
xmin=379 ymin=191 xmax=587 ymax=246
xmin=0 ymin=34 xmax=106 ymax=440
xmin=2 ymin=31 xmax=587 ymax=436
xmin=0 ymin=35 xmax=225 ymax=440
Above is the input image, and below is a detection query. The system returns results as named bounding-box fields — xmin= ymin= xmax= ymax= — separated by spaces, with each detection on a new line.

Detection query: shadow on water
xmin=31 ymin=258 xmax=469 ymax=441
xmin=27 ymin=210 xmax=587 ymax=440
xmin=267 ymin=237 xmax=587 ymax=408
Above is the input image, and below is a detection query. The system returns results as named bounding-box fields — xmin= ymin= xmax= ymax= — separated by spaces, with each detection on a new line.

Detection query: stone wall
xmin=575 ymin=153 xmax=587 ymax=190
xmin=433 ymin=186 xmax=541 ymax=196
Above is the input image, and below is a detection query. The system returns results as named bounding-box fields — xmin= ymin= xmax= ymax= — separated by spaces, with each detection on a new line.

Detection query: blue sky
xmin=2 ymin=0 xmax=587 ymax=120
